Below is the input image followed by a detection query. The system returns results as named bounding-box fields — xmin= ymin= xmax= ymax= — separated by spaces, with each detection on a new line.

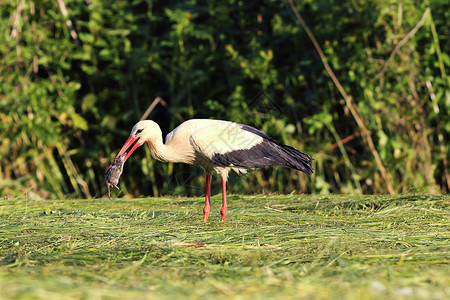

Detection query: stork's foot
xmin=203 ymin=173 xmax=211 ymax=223
xmin=221 ymin=177 xmax=227 ymax=222
xmin=220 ymin=206 xmax=227 ymax=222
xmin=203 ymin=205 xmax=210 ymax=223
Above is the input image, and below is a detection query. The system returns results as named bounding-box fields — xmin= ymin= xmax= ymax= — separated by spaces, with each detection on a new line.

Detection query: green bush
xmin=0 ymin=0 xmax=448 ymax=198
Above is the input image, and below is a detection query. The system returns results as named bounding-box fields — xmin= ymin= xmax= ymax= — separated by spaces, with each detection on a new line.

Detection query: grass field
xmin=0 ymin=194 xmax=448 ymax=299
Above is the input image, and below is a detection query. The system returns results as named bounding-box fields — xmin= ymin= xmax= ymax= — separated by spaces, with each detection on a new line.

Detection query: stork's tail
xmin=240 ymin=124 xmax=314 ymax=174
xmin=275 ymin=143 xmax=314 ymax=174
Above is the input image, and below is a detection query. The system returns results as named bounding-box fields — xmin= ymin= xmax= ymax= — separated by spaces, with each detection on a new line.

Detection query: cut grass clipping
xmin=0 ymin=194 xmax=448 ymax=299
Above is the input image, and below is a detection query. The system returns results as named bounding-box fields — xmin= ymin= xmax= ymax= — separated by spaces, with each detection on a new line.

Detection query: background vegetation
xmin=0 ymin=0 xmax=448 ymax=199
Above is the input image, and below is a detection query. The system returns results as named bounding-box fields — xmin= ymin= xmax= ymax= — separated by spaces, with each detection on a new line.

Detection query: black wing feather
xmin=211 ymin=124 xmax=314 ymax=175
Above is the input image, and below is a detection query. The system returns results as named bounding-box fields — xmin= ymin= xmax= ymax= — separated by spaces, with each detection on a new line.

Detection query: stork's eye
xmin=136 ymin=129 xmax=144 ymax=135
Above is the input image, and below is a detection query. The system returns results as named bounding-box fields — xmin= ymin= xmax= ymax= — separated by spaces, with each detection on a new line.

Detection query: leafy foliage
xmin=0 ymin=0 xmax=448 ymax=198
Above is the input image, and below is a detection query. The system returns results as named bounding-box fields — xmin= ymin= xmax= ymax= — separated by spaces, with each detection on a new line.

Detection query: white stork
xmin=109 ymin=119 xmax=313 ymax=223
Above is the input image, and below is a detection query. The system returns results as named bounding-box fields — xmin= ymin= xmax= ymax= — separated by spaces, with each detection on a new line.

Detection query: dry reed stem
xmin=379 ymin=8 xmax=430 ymax=89
xmin=287 ymin=0 xmax=394 ymax=193
xmin=140 ymin=97 xmax=168 ymax=121
xmin=56 ymin=0 xmax=79 ymax=42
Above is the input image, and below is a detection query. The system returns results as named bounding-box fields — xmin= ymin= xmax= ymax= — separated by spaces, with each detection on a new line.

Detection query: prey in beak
xmin=107 ymin=136 xmax=142 ymax=171
xmin=105 ymin=135 xmax=143 ymax=199
xmin=105 ymin=153 xmax=126 ymax=199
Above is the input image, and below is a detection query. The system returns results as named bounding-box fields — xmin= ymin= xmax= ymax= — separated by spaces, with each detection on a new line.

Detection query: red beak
xmin=107 ymin=136 xmax=142 ymax=171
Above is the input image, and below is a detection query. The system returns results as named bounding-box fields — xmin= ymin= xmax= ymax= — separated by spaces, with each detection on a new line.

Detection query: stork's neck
xmin=146 ymin=136 xmax=179 ymax=163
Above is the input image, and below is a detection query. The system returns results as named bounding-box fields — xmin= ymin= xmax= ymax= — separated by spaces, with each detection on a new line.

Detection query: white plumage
xmin=110 ymin=119 xmax=313 ymax=222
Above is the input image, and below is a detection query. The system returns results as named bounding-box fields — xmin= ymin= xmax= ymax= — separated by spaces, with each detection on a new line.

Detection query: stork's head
xmin=107 ymin=120 xmax=161 ymax=170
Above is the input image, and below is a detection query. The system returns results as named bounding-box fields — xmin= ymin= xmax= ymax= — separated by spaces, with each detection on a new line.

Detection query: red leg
xmin=220 ymin=178 xmax=227 ymax=221
xmin=203 ymin=173 xmax=211 ymax=223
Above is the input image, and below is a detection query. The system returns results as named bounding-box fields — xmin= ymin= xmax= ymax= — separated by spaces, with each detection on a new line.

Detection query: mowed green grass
xmin=0 ymin=194 xmax=448 ymax=299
